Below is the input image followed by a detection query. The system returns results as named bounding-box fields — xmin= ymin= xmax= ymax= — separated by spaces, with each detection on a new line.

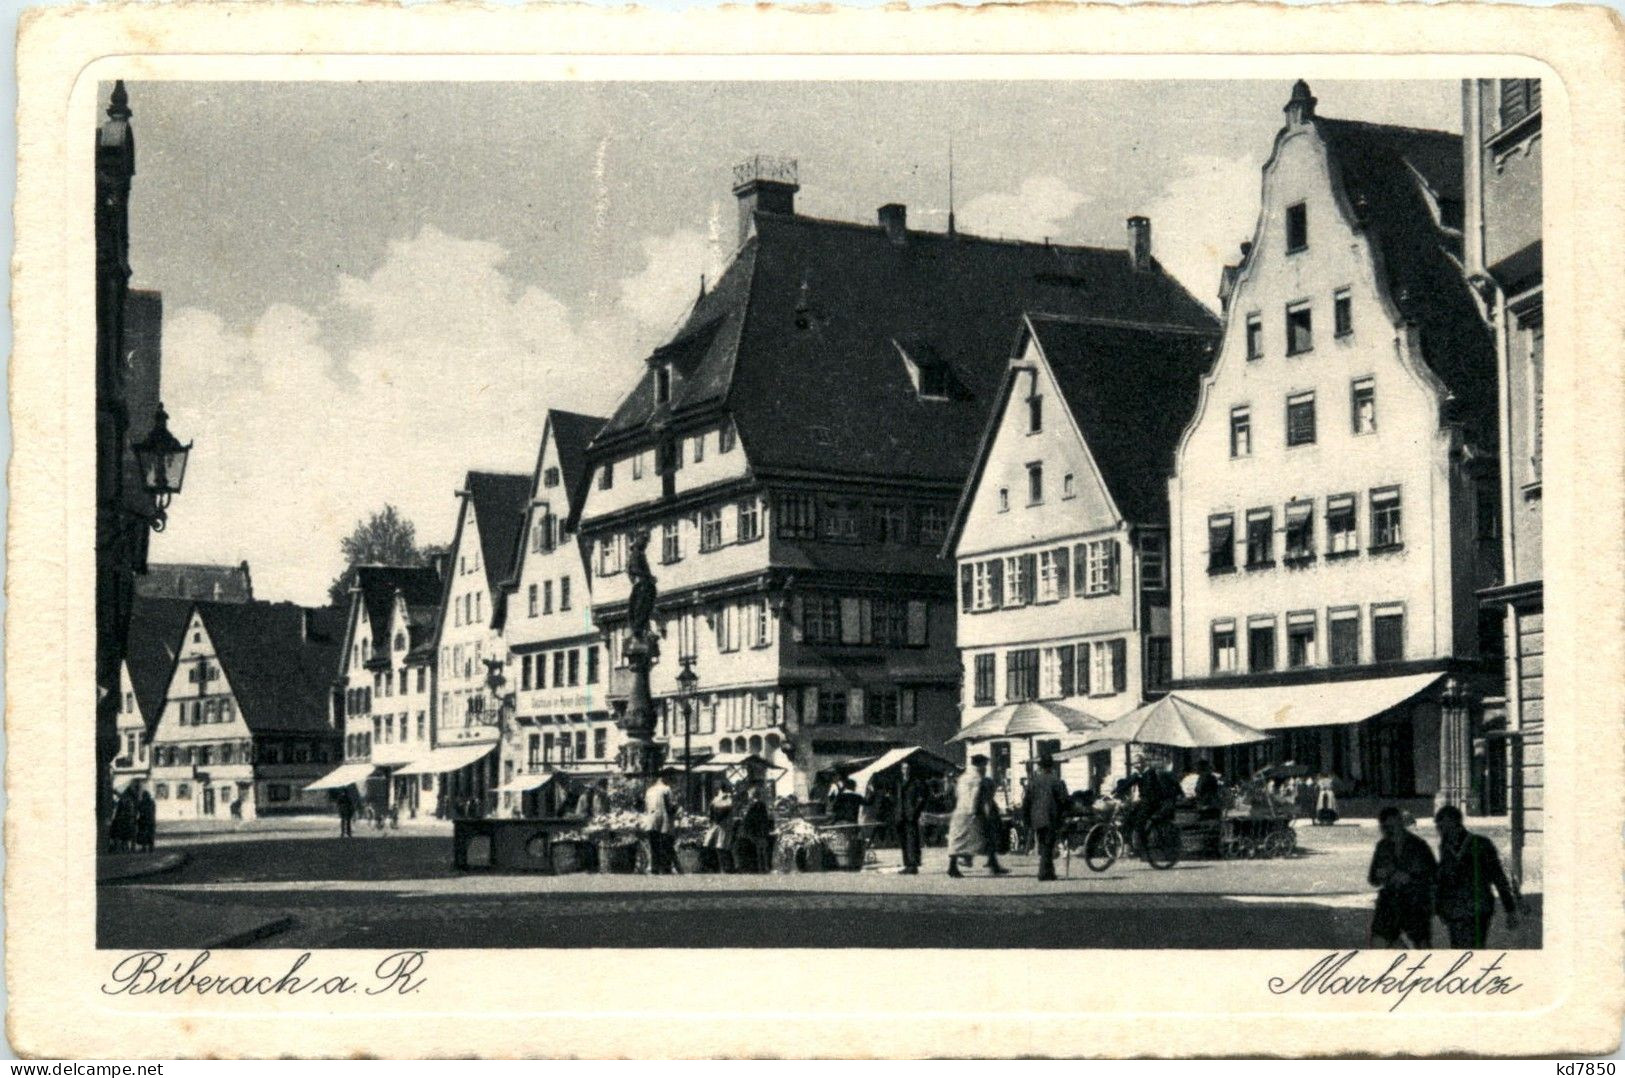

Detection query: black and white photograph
xmin=89 ymin=71 xmax=1550 ymax=955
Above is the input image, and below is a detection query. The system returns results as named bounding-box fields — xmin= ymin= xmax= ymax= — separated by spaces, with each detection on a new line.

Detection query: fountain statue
xmin=616 ymin=528 xmax=666 ymax=778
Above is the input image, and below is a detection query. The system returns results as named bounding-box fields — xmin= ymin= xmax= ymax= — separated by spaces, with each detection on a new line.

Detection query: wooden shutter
xmin=906 ymin=601 xmax=928 ymax=646
xmin=1054 ymin=547 xmax=1071 ymax=599
xmin=1021 ymin=553 xmax=1038 ymax=604
xmin=989 ymin=560 xmax=1004 ymax=607
xmin=960 ymin=564 xmax=974 ymax=612
xmin=1111 ymin=639 xmax=1127 ymax=693
xmin=1107 ymin=541 xmax=1121 ymax=594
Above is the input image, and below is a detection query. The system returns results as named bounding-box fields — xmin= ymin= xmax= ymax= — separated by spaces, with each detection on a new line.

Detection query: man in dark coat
xmin=830 ymin=778 xmax=865 ymax=824
xmin=135 ymin=782 xmax=157 ymax=852
xmin=1193 ymin=758 xmax=1222 ymax=821
xmin=1022 ymin=753 xmax=1071 ymax=882
xmin=1434 ymin=805 xmax=1520 ymax=947
xmin=893 ymin=762 xmax=928 ymax=875
xmin=336 ymin=787 xmax=355 ymax=838
xmin=1368 ymin=806 xmax=1437 ymax=947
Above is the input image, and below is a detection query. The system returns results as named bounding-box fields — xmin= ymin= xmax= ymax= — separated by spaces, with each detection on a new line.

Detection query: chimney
xmin=429 ymin=550 xmax=449 ymax=581
xmin=878 ymin=203 xmax=907 ymax=245
xmin=732 ymin=155 xmax=799 ymax=248
xmin=1127 ymin=216 xmax=1152 ymax=272
xmin=1284 ymin=79 xmax=1317 ymax=126
xmin=301 ymin=607 xmax=313 ymax=643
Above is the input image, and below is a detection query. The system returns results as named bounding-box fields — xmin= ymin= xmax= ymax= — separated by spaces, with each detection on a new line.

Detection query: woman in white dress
xmin=947 ymin=754 xmax=1007 ymax=877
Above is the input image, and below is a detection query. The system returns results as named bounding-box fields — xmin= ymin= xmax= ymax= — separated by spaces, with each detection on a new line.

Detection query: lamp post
xmin=129 ymin=403 xmax=193 ymax=532
xmin=480 ymin=658 xmax=514 ymax=815
xmin=676 ymin=658 xmax=698 ymax=809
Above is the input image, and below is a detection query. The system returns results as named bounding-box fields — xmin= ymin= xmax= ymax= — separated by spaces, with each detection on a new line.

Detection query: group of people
xmin=699 ymin=778 xmax=776 ymax=873
xmin=1368 ymin=804 xmax=1522 ymax=948
xmin=107 ymin=780 xmax=156 ymax=853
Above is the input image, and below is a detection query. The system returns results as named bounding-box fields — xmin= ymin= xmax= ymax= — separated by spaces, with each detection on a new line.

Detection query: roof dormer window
xmin=654 ymin=364 xmax=673 ymax=405
xmin=893 ymin=337 xmax=952 ymax=401
xmin=543 ymin=466 xmax=559 ymax=488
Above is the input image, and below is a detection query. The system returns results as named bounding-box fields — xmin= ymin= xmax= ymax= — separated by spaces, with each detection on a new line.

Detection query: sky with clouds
xmin=124 ymin=79 xmax=1461 ymax=605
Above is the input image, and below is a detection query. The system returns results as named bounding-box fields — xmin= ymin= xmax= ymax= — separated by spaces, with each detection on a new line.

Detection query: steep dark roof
xmin=352 ymin=565 xmax=442 ymax=662
xmin=465 ymin=471 xmax=531 ymax=596
xmin=135 ymin=561 xmax=254 ymax=602
xmin=593 ymin=213 xmax=1217 ymax=486
xmin=547 ymin=409 xmax=607 ymax=501
xmin=197 ymin=601 xmax=344 ymax=736
xmin=1030 ymin=316 xmax=1218 ymax=525
xmin=1315 ymin=117 xmax=1496 ymax=444
xmin=124 ymin=596 xmax=195 ymax=727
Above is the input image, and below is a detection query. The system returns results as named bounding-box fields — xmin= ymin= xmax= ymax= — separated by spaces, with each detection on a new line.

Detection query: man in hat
xmin=893 ymin=761 xmax=928 ymax=875
xmin=644 ymin=768 xmax=681 ymax=874
xmin=1023 ymin=752 xmax=1071 ymax=882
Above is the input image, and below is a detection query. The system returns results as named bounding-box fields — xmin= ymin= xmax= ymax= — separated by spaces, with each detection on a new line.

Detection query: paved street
xmin=99 ymin=824 xmax=1541 ymax=951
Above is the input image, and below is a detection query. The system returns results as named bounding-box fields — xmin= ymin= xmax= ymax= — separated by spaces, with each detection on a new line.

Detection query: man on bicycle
xmin=1122 ymin=754 xmax=1180 ymax=860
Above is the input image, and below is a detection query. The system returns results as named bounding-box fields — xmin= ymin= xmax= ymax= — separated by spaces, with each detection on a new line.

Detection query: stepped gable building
xmin=1466 ymin=77 xmax=1543 ymax=881
xmin=135 ymin=560 xmax=255 ymax=602
xmin=424 ymin=470 xmax=530 ymax=815
xmin=322 ymin=564 xmax=443 ymax=818
xmin=946 ymin=309 xmax=1219 ymax=793
xmin=1167 ymin=82 xmax=1500 ymax=812
xmin=112 ymin=595 xmax=194 ymax=792
xmin=574 ymin=156 xmax=1215 ymax=796
xmin=148 ymin=601 xmax=344 ymax=821
xmin=496 ymin=409 xmax=613 ymax=818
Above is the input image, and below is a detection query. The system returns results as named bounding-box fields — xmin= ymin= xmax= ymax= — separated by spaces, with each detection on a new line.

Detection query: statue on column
xmin=617 ymin=528 xmax=665 ymax=777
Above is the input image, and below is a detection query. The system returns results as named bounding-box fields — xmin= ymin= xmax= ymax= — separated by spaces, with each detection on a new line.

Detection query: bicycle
xmin=1077 ymin=806 xmax=1180 ymax=871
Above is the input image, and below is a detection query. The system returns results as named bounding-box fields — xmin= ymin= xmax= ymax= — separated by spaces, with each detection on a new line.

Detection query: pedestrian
xmin=109 ymin=786 xmax=137 ymax=853
xmin=1433 ymin=805 xmax=1520 ymax=948
xmin=1315 ymin=772 xmax=1340 ymax=825
xmin=947 ymin=755 xmax=1008 ymax=877
xmin=1368 ymin=805 xmax=1436 ymax=948
xmin=1023 ymin=753 xmax=1070 ymax=882
xmin=644 ymin=768 xmax=679 ymax=874
xmin=1193 ymin=758 xmax=1222 ymax=821
xmin=830 ymin=778 xmax=864 ymax=824
xmin=736 ymin=785 xmax=773 ymax=873
xmin=336 ymin=787 xmax=355 ymax=838
xmin=135 ymin=782 xmax=157 ymax=853
xmin=706 ymin=784 xmax=736 ymax=872
xmin=894 ymin=762 xmax=927 ymax=875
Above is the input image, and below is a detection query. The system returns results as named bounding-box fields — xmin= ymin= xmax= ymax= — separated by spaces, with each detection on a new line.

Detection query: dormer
xmin=893 ymin=336 xmax=956 ymax=402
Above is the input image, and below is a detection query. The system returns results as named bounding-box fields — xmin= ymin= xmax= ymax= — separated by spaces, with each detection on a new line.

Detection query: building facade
xmin=1167 ymin=82 xmax=1500 ymax=812
xmin=112 ymin=595 xmax=194 ymax=793
xmin=575 ymin=158 xmax=1215 ymax=797
xmin=148 ymin=602 xmax=343 ymax=821
xmin=331 ymin=565 xmax=442 ymax=818
xmin=1466 ymin=77 xmax=1543 ymax=878
xmin=496 ymin=410 xmax=616 ymax=817
xmin=427 ymin=471 xmax=530 ymax=814
xmin=949 ymin=310 xmax=1218 ymax=792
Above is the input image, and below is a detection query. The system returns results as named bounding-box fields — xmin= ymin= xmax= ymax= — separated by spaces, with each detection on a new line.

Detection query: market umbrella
xmin=1052 ymin=693 xmax=1268 ymax=760
xmin=949 ymin=699 xmax=1107 ymax=744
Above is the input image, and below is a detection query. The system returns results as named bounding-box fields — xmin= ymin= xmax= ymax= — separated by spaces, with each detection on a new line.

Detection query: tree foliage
xmin=327 ymin=504 xmax=433 ymax=605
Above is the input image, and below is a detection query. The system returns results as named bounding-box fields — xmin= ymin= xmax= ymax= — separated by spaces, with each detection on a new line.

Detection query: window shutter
xmin=1021 ymin=553 xmax=1038 ymax=604
xmin=840 ymin=598 xmax=862 ymax=644
xmin=900 ymin=689 xmax=917 ymax=726
xmin=1074 ymin=544 xmax=1086 ymax=592
xmin=1078 ymin=646 xmax=1092 ymax=696
xmin=848 ymin=689 xmax=865 ymax=725
xmin=960 ymin=565 xmax=973 ymax=613
xmin=790 ymin=596 xmax=805 ymax=642
xmin=906 ymin=601 xmax=928 ymax=646
xmin=1111 ymin=639 xmax=1127 ymax=693
xmin=1107 ymin=541 xmax=1121 ymax=594
xmin=989 ymin=560 xmax=1004 ymax=608
xmin=1054 ymin=546 xmax=1071 ymax=599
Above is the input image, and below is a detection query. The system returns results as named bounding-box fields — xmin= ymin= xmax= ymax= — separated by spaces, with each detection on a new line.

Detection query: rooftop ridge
xmin=758 ymin=208 xmax=1140 ymax=258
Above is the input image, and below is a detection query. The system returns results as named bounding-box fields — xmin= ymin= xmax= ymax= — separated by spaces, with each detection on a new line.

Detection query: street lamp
xmin=130 ymin=402 xmax=192 ymax=532
xmin=676 ymin=658 xmax=699 ymax=807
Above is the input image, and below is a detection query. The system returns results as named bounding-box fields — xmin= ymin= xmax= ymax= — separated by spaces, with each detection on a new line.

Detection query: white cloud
xmin=960 ymin=176 xmax=1090 ymax=241
xmin=150 ymin=224 xmax=706 ymax=605
xmin=1144 ymin=153 xmax=1265 ymax=306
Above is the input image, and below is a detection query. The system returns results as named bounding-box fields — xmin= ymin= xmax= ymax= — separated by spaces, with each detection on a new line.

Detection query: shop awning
xmin=692 ymin=752 xmax=786 ymax=778
xmin=1173 ymin=673 xmax=1444 ymax=732
xmin=395 ymin=743 xmax=496 ymax=776
xmin=496 ymin=772 xmax=556 ymax=794
xmin=848 ymin=746 xmax=959 ymax=789
xmin=303 ymin=763 xmax=378 ymax=792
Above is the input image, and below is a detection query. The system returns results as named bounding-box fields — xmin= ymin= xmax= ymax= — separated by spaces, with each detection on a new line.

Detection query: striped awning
xmin=395 ymin=743 xmax=496 ymax=776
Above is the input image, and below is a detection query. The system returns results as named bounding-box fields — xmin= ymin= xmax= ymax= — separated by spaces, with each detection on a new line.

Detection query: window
xmin=632 ymin=452 xmax=645 ymax=481
xmin=1334 ymin=289 xmax=1353 ymax=337
xmin=657 ymin=439 xmax=682 ymax=475
xmin=906 ymin=601 xmax=928 ymax=646
xmin=874 ymin=504 xmax=910 ymax=543
xmin=1284 ymin=501 xmax=1314 ymax=560
xmin=528 ymin=584 xmax=539 ymax=617
xmin=1499 ymin=78 xmax=1541 ymax=127
xmin=1028 ymin=394 xmax=1043 ymax=433
xmin=542 ymin=581 xmax=553 ymax=615
xmin=598 ymin=462 xmax=614 ymax=490
xmin=750 ymin=599 xmax=773 ymax=648
xmin=1286 ymin=202 xmax=1308 ymax=252
xmin=917 ymin=505 xmax=949 ymax=546
xmin=737 ymin=499 xmax=761 ymax=543
xmin=1026 ymin=463 xmax=1044 ymax=505
xmin=598 ymin=536 xmax=622 ymax=576
xmin=1248 ymin=617 xmax=1277 ymax=673
xmin=1373 ymin=604 xmax=1405 ymax=662
xmin=716 ymin=604 xmax=740 ymax=653
xmin=1146 ymin=637 xmax=1172 ymax=691
xmin=719 ymin=421 xmax=737 ymax=454
xmin=1107 ymin=639 xmax=1128 ymax=694
xmin=692 ymin=432 xmax=705 ymax=463
xmin=1208 ymin=515 xmax=1236 ymax=573
xmin=867 ymin=690 xmax=901 ymax=728
xmin=777 ymin=493 xmax=816 ymax=539
xmin=1286 ymin=302 xmax=1314 ymax=355
xmin=552 ymin=652 xmax=565 ymax=688
xmin=416 ymin=712 xmax=426 ymax=740
xmin=1246 ymin=315 xmax=1264 ymax=360
xmin=960 ymin=559 xmax=1003 ymax=614
xmin=560 ymin=576 xmax=571 ymax=611
xmin=1370 ymin=487 xmax=1403 ymax=548
xmin=1352 ymin=377 xmax=1376 ymax=434
xmin=568 ymin=649 xmax=580 ymax=686
xmin=661 ymin=520 xmax=682 ymax=563
xmin=816 ymin=688 xmax=848 ymax=726
xmin=1062 ymin=473 xmax=1076 ymax=500
xmin=973 ymin=654 xmax=996 ymax=706
xmin=1245 ymin=508 xmax=1274 ymax=568
xmin=1287 ymin=612 xmax=1317 ymax=668
xmin=1040 ymin=647 xmax=1064 ymax=699
xmin=1230 ymin=405 xmax=1252 ymax=458
xmin=1036 ymin=547 xmax=1070 ymax=602
xmin=800 ymin=595 xmax=840 ymax=644
xmin=1079 ymin=539 xmax=1119 ymax=596
xmin=1211 ymin=621 xmax=1238 ymax=674
xmin=1003 ymin=553 xmax=1036 ymax=607
xmin=997 ymin=488 xmax=1009 ymax=513
xmin=586 ymin=646 xmax=600 ymax=684
xmin=594 ymin=728 xmax=607 ymax=759
xmin=1528 ymin=322 xmax=1544 ymax=477
xmin=1286 ymin=391 xmax=1316 ymax=446
xmin=654 ymin=364 xmax=672 ymax=405
xmin=1139 ymin=533 xmax=1167 ymax=589
xmin=1005 ymin=649 xmax=1039 ymax=702
xmin=820 ymin=502 xmax=860 ymax=543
